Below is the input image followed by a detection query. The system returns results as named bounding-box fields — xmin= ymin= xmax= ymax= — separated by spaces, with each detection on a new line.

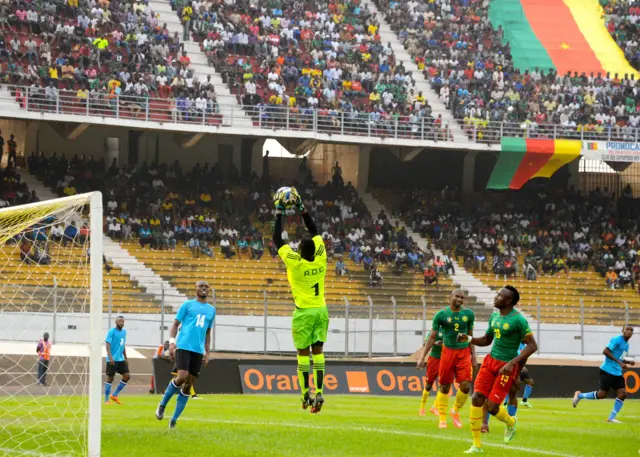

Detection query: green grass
xmin=0 ymin=395 xmax=639 ymax=456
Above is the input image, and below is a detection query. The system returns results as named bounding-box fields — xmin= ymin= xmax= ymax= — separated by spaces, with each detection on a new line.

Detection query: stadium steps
xmin=361 ymin=0 xmax=466 ymax=143
xmin=0 ymin=85 xmax=21 ymax=113
xmin=361 ymin=191 xmax=496 ymax=307
xmin=148 ymin=0 xmax=253 ymax=127
xmin=20 ymin=171 xmax=185 ymax=311
xmin=0 ymin=245 xmax=160 ymax=313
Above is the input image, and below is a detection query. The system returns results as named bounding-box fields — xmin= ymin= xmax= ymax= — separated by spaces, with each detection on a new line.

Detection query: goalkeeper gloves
xmin=274 ymin=198 xmax=285 ymax=216
xmin=295 ymin=193 xmax=306 ymax=213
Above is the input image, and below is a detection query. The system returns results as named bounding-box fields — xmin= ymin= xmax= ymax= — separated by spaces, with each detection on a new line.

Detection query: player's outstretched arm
xmin=458 ymin=333 xmax=493 ymax=347
xmin=296 ymin=195 xmax=318 ymax=236
xmin=272 ymin=212 xmax=285 ymax=250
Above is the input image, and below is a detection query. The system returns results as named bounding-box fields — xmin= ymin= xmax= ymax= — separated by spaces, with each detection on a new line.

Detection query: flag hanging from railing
xmin=486 ymin=137 xmax=582 ymax=190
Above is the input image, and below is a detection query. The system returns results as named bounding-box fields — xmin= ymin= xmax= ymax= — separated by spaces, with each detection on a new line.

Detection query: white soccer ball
xmin=274 ymin=186 xmax=299 ymax=209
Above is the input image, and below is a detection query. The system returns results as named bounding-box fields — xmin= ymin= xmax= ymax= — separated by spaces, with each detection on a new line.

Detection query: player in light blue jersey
xmin=156 ymin=281 xmax=216 ymax=428
xmin=105 ymin=316 xmax=129 ymax=404
xmin=573 ymin=325 xmax=634 ymax=422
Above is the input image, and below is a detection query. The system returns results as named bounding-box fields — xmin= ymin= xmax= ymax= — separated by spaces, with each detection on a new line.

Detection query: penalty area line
xmin=182 ymin=417 xmax=583 ymax=457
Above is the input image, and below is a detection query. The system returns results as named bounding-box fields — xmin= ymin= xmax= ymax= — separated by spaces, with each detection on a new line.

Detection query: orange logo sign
xmin=346 ymin=371 xmax=370 ymax=393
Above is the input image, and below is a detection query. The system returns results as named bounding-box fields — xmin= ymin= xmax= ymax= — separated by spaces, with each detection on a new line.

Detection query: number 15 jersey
xmin=278 ymin=235 xmax=327 ymax=309
xmin=176 ymin=299 xmax=216 ymax=354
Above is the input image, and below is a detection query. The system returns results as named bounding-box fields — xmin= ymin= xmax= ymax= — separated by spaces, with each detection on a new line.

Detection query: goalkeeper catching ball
xmin=272 ymin=189 xmax=328 ymax=413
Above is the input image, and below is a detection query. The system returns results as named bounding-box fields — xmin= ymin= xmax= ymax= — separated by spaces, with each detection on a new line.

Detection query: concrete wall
xmin=0 ymin=312 xmax=629 ymax=357
xmin=27 ymin=122 xmax=244 ymax=169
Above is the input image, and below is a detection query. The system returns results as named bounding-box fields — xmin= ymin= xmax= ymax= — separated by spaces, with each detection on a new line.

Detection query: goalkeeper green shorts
xmin=291 ymin=306 xmax=329 ymax=350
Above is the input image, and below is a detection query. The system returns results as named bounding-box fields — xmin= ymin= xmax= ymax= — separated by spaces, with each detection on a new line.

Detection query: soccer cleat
xmin=418 ymin=407 xmax=426 ymax=417
xmin=606 ymin=418 xmax=622 ymax=423
xmin=503 ymin=417 xmax=517 ymax=444
xmin=104 ymin=400 xmax=112 ymax=405
xmin=481 ymin=423 xmax=489 ymax=434
xmin=192 ymin=395 xmax=202 ymax=400
xmin=169 ymin=420 xmax=177 ymax=429
xmin=310 ymin=393 xmax=324 ymax=414
xmin=109 ymin=395 xmax=121 ymax=404
xmin=572 ymin=391 xmax=581 ymax=408
xmin=155 ymin=404 xmax=166 ymax=421
xmin=464 ymin=446 xmax=484 ymax=454
xmin=430 ymin=406 xmax=439 ymax=417
xmin=302 ymin=392 xmax=312 ymax=410
xmin=438 ymin=421 xmax=447 ymax=429
xmin=520 ymin=400 xmax=533 ymax=408
xmin=450 ymin=410 xmax=462 ymax=428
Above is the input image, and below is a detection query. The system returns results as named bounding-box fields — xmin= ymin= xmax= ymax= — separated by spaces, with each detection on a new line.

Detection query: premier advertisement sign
xmin=582 ymin=141 xmax=640 ymax=162
xmin=238 ymin=364 xmax=453 ymax=396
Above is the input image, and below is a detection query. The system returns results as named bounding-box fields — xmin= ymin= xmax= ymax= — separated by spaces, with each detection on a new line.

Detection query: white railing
xmin=2 ymin=84 xmax=637 ymax=145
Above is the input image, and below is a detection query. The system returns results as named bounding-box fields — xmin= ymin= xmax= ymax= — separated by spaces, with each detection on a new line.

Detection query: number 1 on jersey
xmin=312 ymin=283 xmax=319 ymax=296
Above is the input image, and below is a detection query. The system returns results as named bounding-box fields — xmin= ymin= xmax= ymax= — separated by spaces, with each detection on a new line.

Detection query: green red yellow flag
xmin=486 ymin=137 xmax=582 ymax=190
xmin=488 ymin=0 xmax=638 ymax=77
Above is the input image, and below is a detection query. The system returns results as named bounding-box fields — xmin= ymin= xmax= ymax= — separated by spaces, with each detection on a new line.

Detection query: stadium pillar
xmin=357 ymin=145 xmax=371 ymax=192
xmin=567 ymin=158 xmax=580 ymax=190
xmin=462 ymin=152 xmax=476 ymax=195
xmin=251 ymin=138 xmax=266 ymax=178
xmin=231 ymin=137 xmax=242 ymax=173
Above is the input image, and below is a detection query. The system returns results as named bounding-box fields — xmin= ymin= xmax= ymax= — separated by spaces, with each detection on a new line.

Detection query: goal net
xmin=0 ymin=192 xmax=103 ymax=457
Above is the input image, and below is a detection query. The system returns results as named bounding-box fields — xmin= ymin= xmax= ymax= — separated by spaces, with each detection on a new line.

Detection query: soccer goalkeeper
xmin=273 ymin=190 xmax=328 ymax=413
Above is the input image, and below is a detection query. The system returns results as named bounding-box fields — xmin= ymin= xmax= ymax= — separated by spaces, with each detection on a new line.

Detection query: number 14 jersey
xmin=176 ymin=299 xmax=216 ymax=354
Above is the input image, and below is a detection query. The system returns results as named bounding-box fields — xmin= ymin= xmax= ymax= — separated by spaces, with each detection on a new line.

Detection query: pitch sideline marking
xmin=183 ymin=417 xmax=583 ymax=457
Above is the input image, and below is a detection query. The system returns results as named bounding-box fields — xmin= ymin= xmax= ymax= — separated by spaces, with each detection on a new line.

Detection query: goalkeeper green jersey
xmin=278 ymin=235 xmax=327 ymax=308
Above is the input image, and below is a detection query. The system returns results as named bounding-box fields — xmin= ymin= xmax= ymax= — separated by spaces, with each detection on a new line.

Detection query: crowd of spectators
xmin=24 ymin=147 xmax=467 ymax=289
xmin=5 ymin=0 xmax=640 ymax=141
xmin=377 ymin=0 xmax=640 ymax=143
xmin=0 ymin=0 xmax=221 ymax=121
xmin=171 ymin=0 xmax=447 ymax=139
xmin=397 ymin=183 xmax=640 ymax=293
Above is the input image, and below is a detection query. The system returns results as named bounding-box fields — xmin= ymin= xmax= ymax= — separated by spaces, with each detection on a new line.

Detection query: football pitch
xmin=1 ymin=395 xmax=639 ymax=457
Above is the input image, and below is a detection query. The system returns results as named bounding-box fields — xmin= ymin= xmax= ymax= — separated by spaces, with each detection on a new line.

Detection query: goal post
xmin=0 ymin=191 xmax=103 ymax=457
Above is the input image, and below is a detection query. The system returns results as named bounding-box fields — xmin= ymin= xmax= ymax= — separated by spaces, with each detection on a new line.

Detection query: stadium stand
xmin=22 ymin=149 xmax=491 ymax=318
xmin=376 ymin=185 xmax=640 ymax=325
xmin=184 ymin=0 xmax=447 ymax=139
xmin=0 ymin=0 xmax=224 ymax=125
xmin=376 ymin=0 xmax=640 ymax=143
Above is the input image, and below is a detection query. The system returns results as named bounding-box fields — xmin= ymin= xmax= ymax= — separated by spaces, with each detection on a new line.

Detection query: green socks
xmin=312 ymin=353 xmax=325 ymax=395
xmin=297 ymin=354 xmax=310 ymax=397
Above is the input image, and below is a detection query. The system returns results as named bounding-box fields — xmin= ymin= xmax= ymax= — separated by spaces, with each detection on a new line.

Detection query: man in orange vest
xmin=36 ymin=332 xmax=52 ymax=386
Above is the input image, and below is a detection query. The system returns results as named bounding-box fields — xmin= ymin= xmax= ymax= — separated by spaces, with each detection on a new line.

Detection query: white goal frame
xmin=0 ymin=191 xmax=103 ymax=457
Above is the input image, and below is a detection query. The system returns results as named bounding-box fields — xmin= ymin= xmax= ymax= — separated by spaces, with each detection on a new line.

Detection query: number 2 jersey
xmin=278 ymin=235 xmax=327 ymax=308
xmin=431 ymin=307 xmax=475 ymax=350
xmin=175 ymin=299 xmax=216 ymax=354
